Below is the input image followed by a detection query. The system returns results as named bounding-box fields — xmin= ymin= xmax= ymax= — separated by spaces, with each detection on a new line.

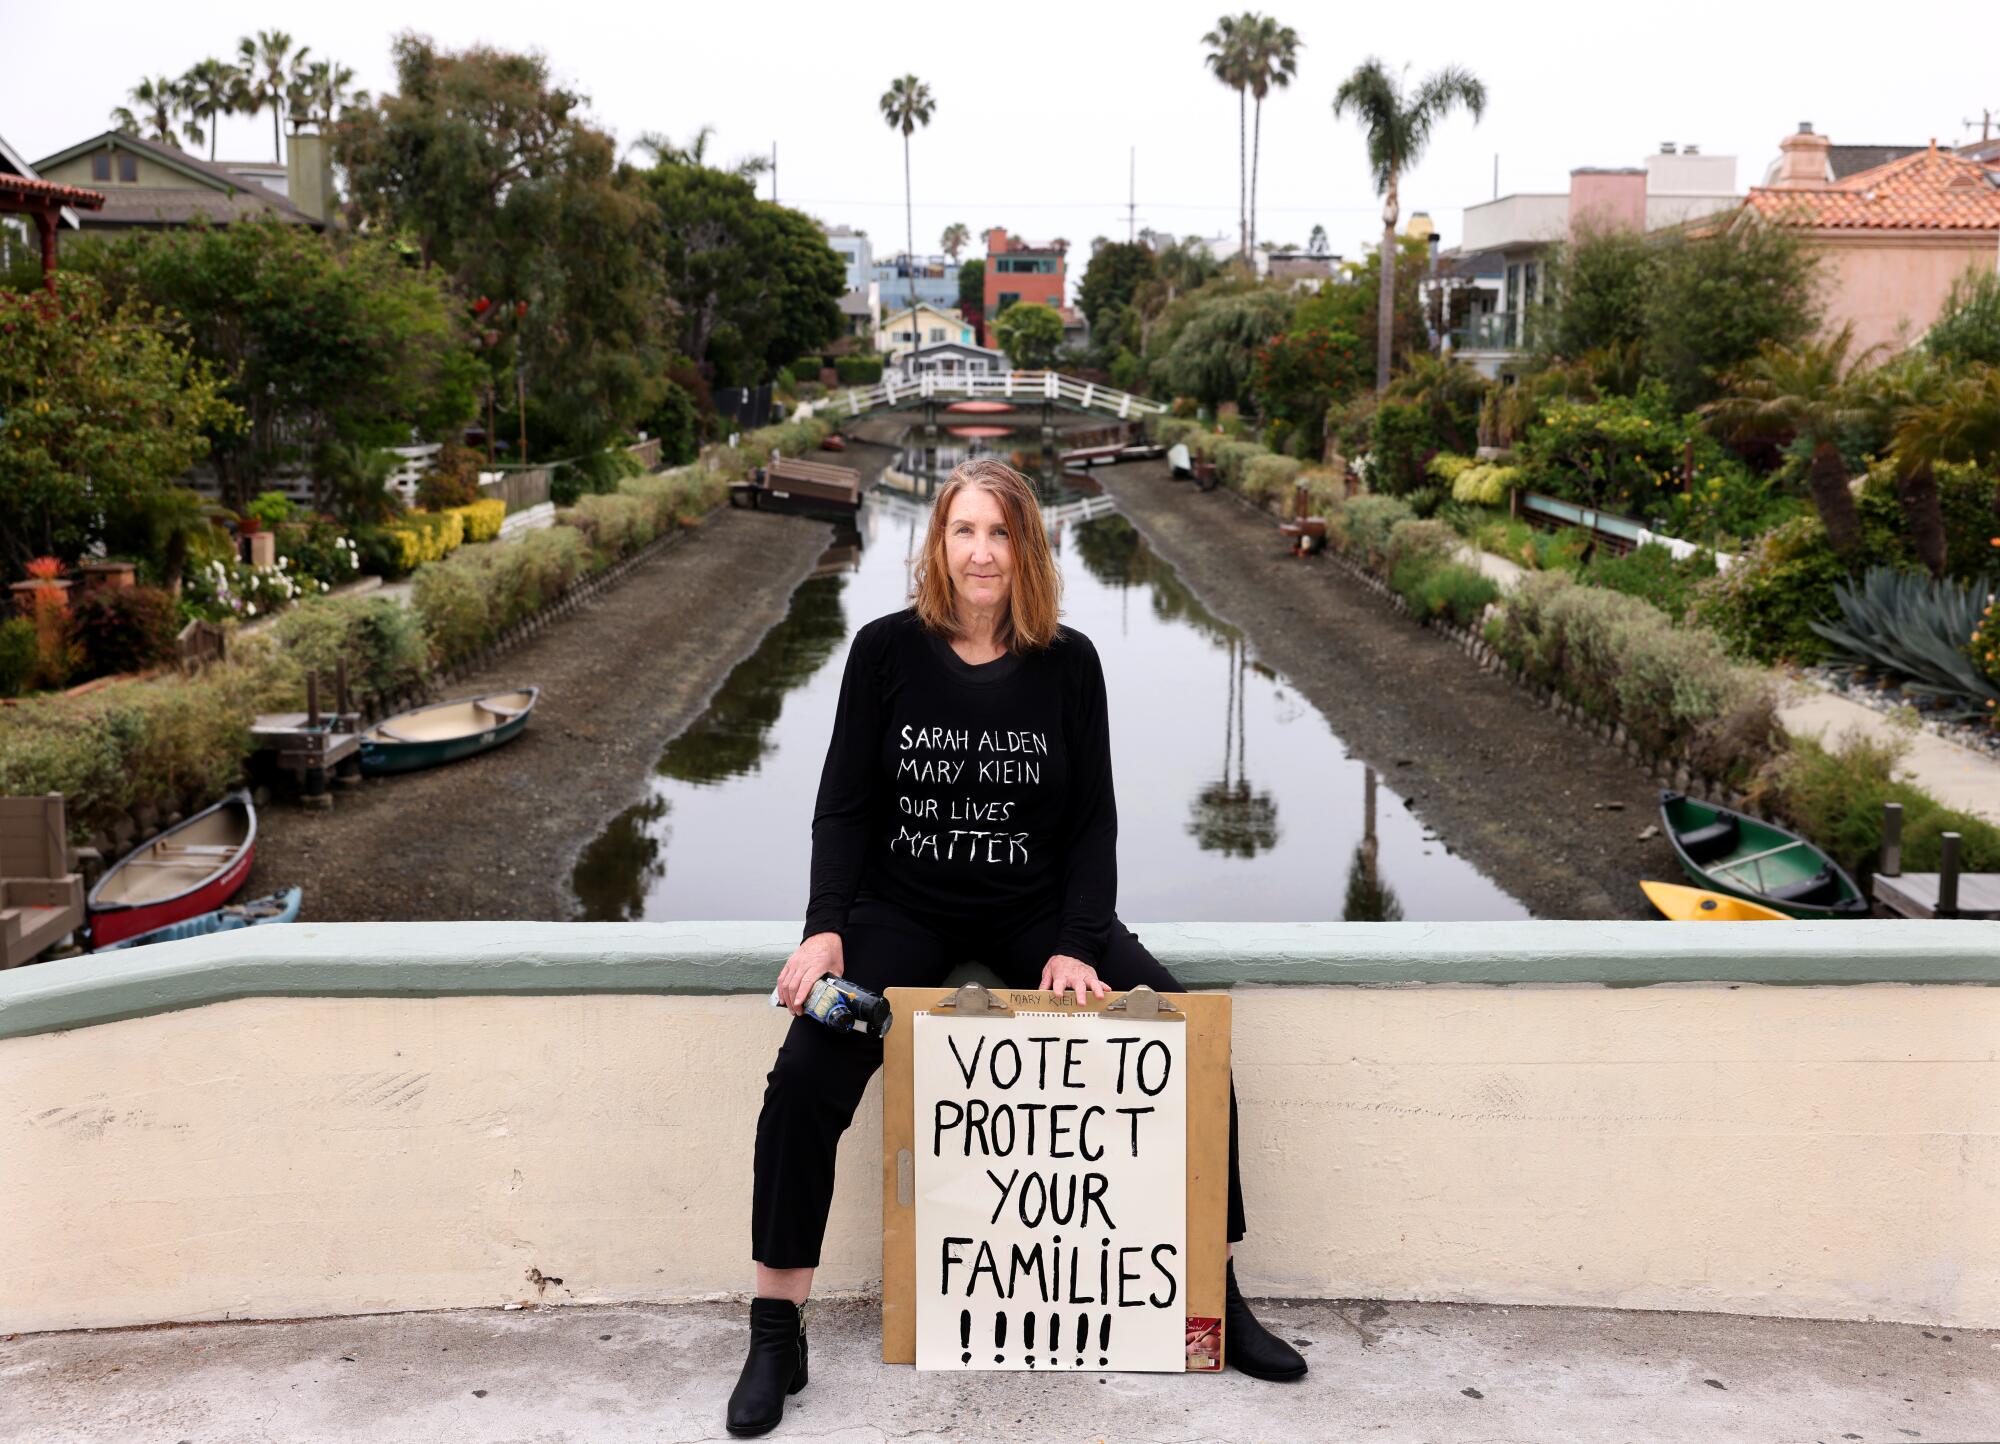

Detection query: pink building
xmin=1740 ymin=124 xmax=2000 ymax=357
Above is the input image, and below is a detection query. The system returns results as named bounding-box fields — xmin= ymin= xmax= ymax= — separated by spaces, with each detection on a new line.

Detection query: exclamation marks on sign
xmin=960 ymin=1309 xmax=971 ymax=1364
xmin=975 ymin=1311 xmax=1113 ymax=1368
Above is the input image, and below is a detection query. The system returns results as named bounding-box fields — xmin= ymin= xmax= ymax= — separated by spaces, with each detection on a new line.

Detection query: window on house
xmin=1505 ymin=263 xmax=1520 ymax=313
xmin=1524 ymin=261 xmax=1539 ymax=308
xmin=118 ymin=154 xmax=137 ymax=183
xmin=998 ymin=292 xmax=1020 ymax=314
xmin=91 ymin=153 xmax=111 ymax=182
xmin=928 ymin=327 xmax=945 ymax=343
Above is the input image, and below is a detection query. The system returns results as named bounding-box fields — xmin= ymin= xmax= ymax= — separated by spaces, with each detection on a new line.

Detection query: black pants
xmin=751 ymin=891 xmax=1248 ymax=1268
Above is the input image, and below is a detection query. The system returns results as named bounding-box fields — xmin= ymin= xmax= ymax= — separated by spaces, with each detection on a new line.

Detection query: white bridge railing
xmin=800 ymin=371 xmax=1169 ymax=423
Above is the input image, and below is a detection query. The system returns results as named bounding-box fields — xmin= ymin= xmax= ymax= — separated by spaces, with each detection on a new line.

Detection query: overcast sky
xmin=7 ymin=0 xmax=1994 ymax=291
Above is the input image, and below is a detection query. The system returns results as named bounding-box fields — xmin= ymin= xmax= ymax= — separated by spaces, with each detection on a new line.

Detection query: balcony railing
xmin=1451 ymin=310 xmax=1525 ymax=352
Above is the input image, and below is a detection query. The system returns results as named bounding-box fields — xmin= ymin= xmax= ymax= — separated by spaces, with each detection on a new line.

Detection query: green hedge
xmin=1486 ymin=571 xmax=1779 ymax=779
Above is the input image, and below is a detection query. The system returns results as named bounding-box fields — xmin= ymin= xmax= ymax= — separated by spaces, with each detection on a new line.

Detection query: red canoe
xmin=88 ymin=791 xmax=256 ymax=948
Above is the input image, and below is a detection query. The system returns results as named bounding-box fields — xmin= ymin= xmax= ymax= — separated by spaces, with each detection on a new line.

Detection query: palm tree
xmin=879 ymin=75 xmax=936 ymax=315
xmin=111 ymin=76 xmax=187 ymax=145
xmin=1892 ymin=363 xmax=2000 ymax=537
xmin=290 ymin=58 xmax=364 ymax=129
xmin=941 ymin=222 xmax=970 ymax=261
xmin=1333 ymin=58 xmax=1486 ymax=391
xmin=179 ymin=59 xmax=244 ymax=163
xmin=237 ymin=30 xmax=309 ymax=163
xmin=1701 ymin=325 xmax=1879 ymax=558
xmin=1241 ymin=15 xmax=1301 ymax=260
xmin=631 ymin=126 xmax=769 ymax=179
xmin=1201 ymin=16 xmax=1252 ymax=265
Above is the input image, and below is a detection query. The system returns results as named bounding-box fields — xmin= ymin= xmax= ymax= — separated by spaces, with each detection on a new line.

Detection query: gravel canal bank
xmin=1092 ymin=462 xmax=1666 ymax=920
xmin=249 ymin=505 xmax=832 ymax=922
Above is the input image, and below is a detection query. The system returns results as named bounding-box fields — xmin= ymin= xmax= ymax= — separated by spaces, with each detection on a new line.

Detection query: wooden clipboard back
xmin=880 ymin=983 xmax=1231 ymax=1369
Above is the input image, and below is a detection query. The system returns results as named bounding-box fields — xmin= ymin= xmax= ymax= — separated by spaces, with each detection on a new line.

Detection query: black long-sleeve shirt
xmin=801 ymin=607 xmax=1118 ymax=965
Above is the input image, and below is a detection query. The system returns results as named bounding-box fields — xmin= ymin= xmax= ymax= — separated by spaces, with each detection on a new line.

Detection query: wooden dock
xmin=1870 ymin=802 xmax=2000 ymax=918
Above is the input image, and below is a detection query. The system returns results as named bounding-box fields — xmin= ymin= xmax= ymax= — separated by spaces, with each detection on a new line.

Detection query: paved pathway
xmin=4 ymin=1296 xmax=1989 ymax=1443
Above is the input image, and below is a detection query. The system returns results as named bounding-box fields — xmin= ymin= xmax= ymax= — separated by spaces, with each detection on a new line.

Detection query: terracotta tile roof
xmin=1746 ymin=146 xmax=2000 ymax=231
xmin=0 ymin=173 xmax=105 ymax=209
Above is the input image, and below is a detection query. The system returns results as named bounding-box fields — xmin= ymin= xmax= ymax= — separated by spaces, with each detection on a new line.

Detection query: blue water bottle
xmin=771 ymin=973 xmax=895 ymax=1037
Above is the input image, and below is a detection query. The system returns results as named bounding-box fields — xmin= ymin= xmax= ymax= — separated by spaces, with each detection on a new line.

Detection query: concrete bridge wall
xmin=3 ymin=921 xmax=1995 ymax=1334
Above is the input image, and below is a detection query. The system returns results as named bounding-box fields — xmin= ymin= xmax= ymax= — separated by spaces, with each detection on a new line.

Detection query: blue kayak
xmin=94 ymin=886 xmax=303 ymax=952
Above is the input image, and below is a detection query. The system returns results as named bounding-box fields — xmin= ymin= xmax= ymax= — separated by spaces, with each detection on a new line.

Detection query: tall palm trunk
xmin=1374 ymin=171 xmax=1400 ymax=392
xmin=272 ymin=102 xmax=282 ymax=164
xmin=1897 ymin=462 xmax=1947 ymax=578
xmin=1808 ymin=440 xmax=1862 ymax=558
xmin=1250 ymin=96 xmax=1262 ymax=259
xmin=1237 ymin=91 xmax=1247 ymax=264
xmin=903 ymin=133 xmax=917 ymax=315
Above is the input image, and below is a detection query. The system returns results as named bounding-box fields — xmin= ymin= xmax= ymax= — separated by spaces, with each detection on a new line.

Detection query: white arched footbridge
xmin=798 ymin=371 xmax=1168 ymax=425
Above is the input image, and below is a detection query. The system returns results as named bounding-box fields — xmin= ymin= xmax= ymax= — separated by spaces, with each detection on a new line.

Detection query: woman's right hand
xmin=778 ymin=932 xmax=845 ymax=1014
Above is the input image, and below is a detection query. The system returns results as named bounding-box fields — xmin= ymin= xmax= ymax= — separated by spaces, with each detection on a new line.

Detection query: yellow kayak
xmin=1642 ymin=880 xmax=1789 ymax=922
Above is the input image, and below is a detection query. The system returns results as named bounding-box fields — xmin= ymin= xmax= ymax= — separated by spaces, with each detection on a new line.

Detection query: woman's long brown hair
xmin=910 ymin=457 xmax=1063 ymax=653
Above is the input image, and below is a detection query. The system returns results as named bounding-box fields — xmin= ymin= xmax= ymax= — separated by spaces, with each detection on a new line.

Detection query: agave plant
xmin=1810 ymin=567 xmax=2000 ymax=718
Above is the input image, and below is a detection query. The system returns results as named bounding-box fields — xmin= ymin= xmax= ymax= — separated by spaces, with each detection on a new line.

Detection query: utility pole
xmin=1128 ymin=146 xmax=1136 ymax=243
xmin=1963 ymin=108 xmax=1994 ymax=144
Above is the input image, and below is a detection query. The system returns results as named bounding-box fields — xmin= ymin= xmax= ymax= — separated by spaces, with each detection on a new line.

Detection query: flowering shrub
xmin=378 ymin=509 xmax=466 ymax=571
xmin=1971 ymin=551 xmax=2000 ymax=725
xmin=445 ymin=497 xmax=507 ymax=543
xmin=183 ymin=554 xmax=325 ymax=621
xmin=276 ymin=519 xmax=362 ymax=590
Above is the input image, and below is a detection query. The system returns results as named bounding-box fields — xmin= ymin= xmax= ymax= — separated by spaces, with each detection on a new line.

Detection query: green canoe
xmin=359 ymin=687 xmax=539 ymax=777
xmin=1658 ymin=791 xmax=1867 ymax=919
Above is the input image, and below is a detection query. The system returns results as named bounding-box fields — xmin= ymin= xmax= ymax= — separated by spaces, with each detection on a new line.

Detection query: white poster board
xmin=912 ymin=1010 xmax=1187 ymax=1372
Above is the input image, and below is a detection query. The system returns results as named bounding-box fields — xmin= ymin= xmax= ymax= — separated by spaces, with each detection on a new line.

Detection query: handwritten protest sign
xmin=913 ymin=1011 xmax=1187 ymax=1371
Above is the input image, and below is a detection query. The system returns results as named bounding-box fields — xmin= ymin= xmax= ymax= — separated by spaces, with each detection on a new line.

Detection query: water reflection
xmin=568 ymin=434 xmax=1528 ymax=923
xmin=655 ymin=574 xmax=849 ymax=786
xmin=1186 ymin=638 xmax=1279 ymax=858
xmin=571 ymin=794 xmax=669 ymax=922
xmin=1341 ymin=769 xmax=1405 ymax=922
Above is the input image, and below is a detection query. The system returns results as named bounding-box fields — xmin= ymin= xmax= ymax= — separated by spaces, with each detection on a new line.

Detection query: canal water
xmin=570 ymin=434 xmax=1527 ymax=925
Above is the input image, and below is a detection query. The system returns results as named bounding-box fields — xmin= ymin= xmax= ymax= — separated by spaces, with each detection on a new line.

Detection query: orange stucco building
xmin=1742 ymin=125 xmax=2000 ymax=357
xmin=983 ymin=227 xmax=1067 ymax=319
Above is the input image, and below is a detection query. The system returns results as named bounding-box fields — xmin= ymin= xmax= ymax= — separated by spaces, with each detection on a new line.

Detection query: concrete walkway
xmin=3 ymin=1296 xmax=1991 ymax=1443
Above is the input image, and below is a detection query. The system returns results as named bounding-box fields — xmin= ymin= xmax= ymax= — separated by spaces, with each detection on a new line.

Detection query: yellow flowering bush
xmin=446 ymin=498 xmax=507 ymax=543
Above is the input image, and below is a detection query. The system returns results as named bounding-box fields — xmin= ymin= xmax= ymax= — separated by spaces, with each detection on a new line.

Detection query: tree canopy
xmin=992 ymin=301 xmax=1063 ymax=370
xmin=0 ymin=275 xmax=239 ymax=572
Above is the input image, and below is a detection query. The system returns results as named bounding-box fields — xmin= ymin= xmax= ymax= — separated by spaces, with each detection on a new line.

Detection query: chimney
xmin=1661 ymin=141 xmax=1678 ymax=155
xmin=1770 ymin=122 xmax=1831 ymax=189
xmin=1568 ymin=167 xmax=1647 ymax=237
xmin=285 ymin=129 xmax=336 ymax=225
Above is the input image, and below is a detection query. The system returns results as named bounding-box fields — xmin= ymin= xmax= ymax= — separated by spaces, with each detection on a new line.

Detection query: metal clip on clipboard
xmin=1104 ymin=984 xmax=1184 ymax=1021
xmin=930 ymin=981 xmax=1013 ymax=1016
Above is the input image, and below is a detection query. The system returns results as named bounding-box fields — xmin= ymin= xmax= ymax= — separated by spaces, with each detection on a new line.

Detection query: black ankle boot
xmin=726 ymin=1296 xmax=808 ymax=1437
xmin=1224 ymin=1260 xmax=1307 ymax=1381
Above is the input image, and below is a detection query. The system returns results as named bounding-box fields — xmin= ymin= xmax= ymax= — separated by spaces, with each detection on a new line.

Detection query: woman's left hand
xmin=1040 ymin=953 xmax=1110 ymax=1008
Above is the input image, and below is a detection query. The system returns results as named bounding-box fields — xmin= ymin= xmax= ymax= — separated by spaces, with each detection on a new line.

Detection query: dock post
xmin=1880 ymin=802 xmax=1903 ymax=877
xmin=1938 ymin=831 xmax=1961 ymax=918
xmin=305 ymin=671 xmax=320 ymax=730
